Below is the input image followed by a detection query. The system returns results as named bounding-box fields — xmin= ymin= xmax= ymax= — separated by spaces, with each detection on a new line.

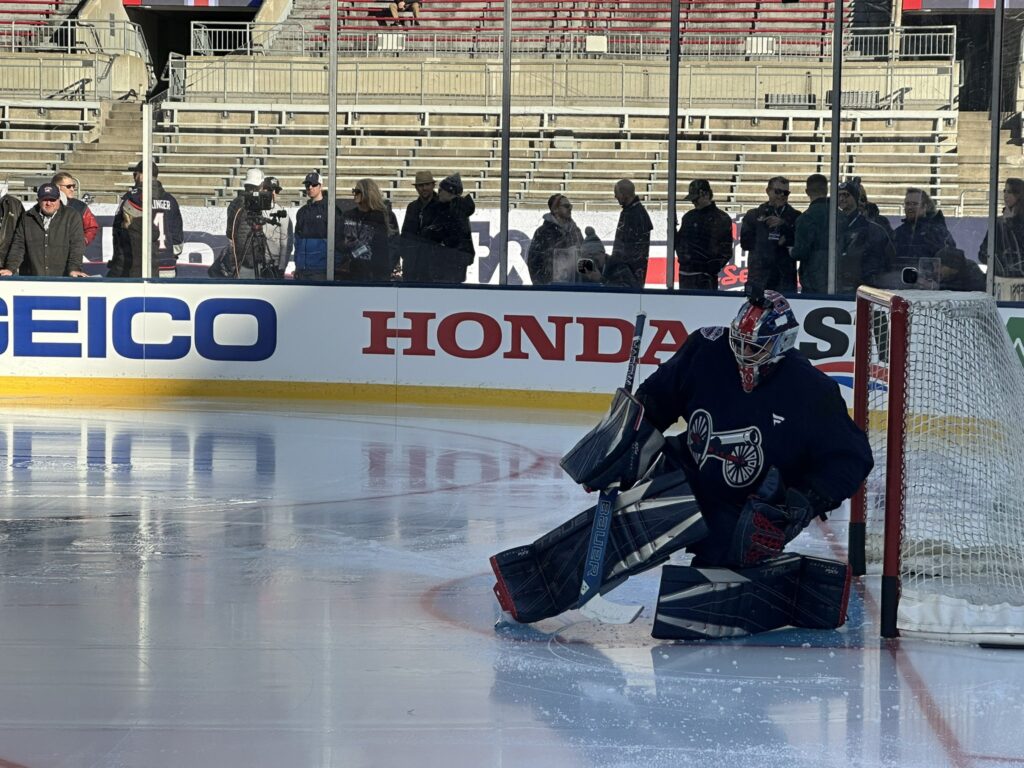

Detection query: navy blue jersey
xmin=636 ymin=326 xmax=873 ymax=560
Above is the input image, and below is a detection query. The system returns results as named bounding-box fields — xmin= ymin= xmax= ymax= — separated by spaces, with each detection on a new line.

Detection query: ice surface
xmin=0 ymin=401 xmax=1020 ymax=768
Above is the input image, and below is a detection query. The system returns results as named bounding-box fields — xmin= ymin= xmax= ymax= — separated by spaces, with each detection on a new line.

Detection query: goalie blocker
xmin=652 ymin=554 xmax=851 ymax=640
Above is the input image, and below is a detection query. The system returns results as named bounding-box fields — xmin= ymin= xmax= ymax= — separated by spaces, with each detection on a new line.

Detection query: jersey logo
xmin=772 ymin=414 xmax=785 ymax=425
xmin=700 ymin=327 xmax=725 ymax=341
xmin=687 ymin=409 xmax=764 ymax=488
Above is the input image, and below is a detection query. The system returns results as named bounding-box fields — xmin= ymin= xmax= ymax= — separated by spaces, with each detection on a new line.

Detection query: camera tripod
xmin=230 ymin=210 xmax=283 ymax=280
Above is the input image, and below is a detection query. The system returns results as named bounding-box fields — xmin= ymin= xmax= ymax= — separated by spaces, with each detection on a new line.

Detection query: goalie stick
xmin=576 ymin=311 xmax=647 ymax=625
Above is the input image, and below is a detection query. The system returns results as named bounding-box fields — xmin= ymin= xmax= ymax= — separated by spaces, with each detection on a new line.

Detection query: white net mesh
xmin=860 ymin=290 xmax=1024 ymax=643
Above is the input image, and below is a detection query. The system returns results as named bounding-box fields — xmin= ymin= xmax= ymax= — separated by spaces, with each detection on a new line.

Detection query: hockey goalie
xmin=490 ymin=289 xmax=874 ymax=639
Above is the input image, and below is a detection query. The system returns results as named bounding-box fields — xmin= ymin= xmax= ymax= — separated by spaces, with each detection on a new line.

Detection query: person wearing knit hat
xmin=576 ymin=226 xmax=608 ymax=284
xmin=526 ymin=193 xmax=584 ymax=285
xmin=439 ymin=172 xmax=463 ymax=197
xmin=415 ymin=171 xmax=476 ymax=283
xmin=836 ymin=176 xmax=895 ymax=295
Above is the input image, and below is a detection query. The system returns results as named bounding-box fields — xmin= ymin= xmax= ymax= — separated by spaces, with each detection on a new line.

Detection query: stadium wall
xmin=3 ymin=280 xmax=1024 ymax=411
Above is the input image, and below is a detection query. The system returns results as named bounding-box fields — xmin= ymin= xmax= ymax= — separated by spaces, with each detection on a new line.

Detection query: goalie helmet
xmin=729 ymin=289 xmax=799 ymax=392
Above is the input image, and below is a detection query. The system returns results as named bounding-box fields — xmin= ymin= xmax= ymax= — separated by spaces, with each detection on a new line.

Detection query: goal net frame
xmin=849 ymin=287 xmax=1024 ymax=645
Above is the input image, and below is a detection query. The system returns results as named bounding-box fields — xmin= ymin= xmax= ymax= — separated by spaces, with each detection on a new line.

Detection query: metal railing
xmin=0 ymin=18 xmax=155 ymax=91
xmin=189 ymin=22 xmax=956 ymax=64
xmin=163 ymin=55 xmax=958 ymax=110
xmin=0 ymin=56 xmax=115 ymax=100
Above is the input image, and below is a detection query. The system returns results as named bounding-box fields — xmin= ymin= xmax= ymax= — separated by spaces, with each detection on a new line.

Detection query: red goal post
xmin=849 ymin=287 xmax=1024 ymax=645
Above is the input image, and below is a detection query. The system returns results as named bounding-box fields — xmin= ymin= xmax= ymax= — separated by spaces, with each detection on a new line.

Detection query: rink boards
xmin=1 ymin=280 xmax=1023 ymax=409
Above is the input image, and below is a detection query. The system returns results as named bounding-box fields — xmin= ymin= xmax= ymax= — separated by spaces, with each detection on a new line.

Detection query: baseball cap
xmin=261 ymin=176 xmax=282 ymax=192
xmin=303 ymin=171 xmax=323 ymax=187
xmin=684 ymin=179 xmax=712 ymax=202
xmin=37 ymin=184 xmax=60 ymax=201
xmin=133 ymin=161 xmax=159 ymax=177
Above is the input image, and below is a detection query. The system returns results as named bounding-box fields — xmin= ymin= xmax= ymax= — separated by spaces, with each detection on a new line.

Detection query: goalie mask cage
xmin=849 ymin=288 xmax=1024 ymax=645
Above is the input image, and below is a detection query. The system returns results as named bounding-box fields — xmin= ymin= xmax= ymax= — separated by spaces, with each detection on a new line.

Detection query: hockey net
xmin=850 ymin=288 xmax=1024 ymax=645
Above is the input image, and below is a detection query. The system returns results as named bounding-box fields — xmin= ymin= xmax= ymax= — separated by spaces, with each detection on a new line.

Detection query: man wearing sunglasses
xmin=51 ymin=172 xmax=98 ymax=247
xmin=740 ymin=176 xmax=800 ymax=293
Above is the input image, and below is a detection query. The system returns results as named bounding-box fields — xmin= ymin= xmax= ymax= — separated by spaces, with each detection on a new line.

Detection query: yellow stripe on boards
xmin=0 ymin=377 xmax=614 ymax=413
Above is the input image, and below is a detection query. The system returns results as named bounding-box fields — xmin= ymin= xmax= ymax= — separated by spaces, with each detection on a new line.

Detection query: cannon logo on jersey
xmin=686 ymin=409 xmax=764 ymax=488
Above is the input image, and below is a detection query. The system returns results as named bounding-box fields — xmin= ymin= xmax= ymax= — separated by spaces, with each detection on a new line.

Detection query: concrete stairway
xmin=62 ymin=101 xmax=143 ymax=204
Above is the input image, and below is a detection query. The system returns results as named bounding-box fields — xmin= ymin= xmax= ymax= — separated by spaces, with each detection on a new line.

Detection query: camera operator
xmin=226 ymin=178 xmax=287 ymax=279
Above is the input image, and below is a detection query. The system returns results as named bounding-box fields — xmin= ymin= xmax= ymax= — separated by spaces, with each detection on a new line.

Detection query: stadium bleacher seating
xmin=131 ymin=102 xmax=957 ymax=216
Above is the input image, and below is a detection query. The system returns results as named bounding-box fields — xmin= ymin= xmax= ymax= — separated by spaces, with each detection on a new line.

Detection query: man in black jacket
xmin=610 ymin=179 xmax=653 ymax=289
xmin=0 ymin=184 xmax=87 ymax=277
xmin=740 ymin=176 xmax=801 ymax=292
xmin=0 ymin=180 xmax=23 ymax=266
xmin=416 ymin=172 xmax=475 ymax=283
xmin=400 ymin=169 xmax=440 ymax=282
xmin=675 ymin=179 xmax=734 ymax=291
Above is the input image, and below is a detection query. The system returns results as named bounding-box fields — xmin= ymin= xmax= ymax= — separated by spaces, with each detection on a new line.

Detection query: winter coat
xmin=4 ymin=203 xmax=84 ymax=276
xmin=675 ymin=202 xmax=733 ymax=278
xmin=979 ymin=214 xmax=1024 ymax=278
xmin=791 ymin=197 xmax=830 ymax=294
xmin=64 ymin=197 xmax=98 ymax=246
xmin=294 ymin=196 xmax=329 ymax=272
xmin=336 ymin=206 xmax=392 ymax=282
xmin=740 ymin=201 xmax=800 ymax=292
xmin=611 ymin=198 xmax=653 ymax=288
xmin=415 ymin=194 xmax=475 ymax=283
xmin=0 ymin=193 xmax=24 ymax=263
xmin=891 ymin=210 xmax=955 ymax=272
xmin=527 ymin=213 xmax=584 ymax=285
xmin=837 ymin=210 xmax=894 ymax=295
xmin=940 ymin=250 xmax=987 ymax=292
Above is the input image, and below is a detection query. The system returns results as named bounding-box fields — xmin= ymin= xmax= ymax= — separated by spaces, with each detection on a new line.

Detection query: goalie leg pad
xmin=490 ymin=473 xmax=708 ymax=624
xmin=651 ymin=554 xmax=850 ymax=640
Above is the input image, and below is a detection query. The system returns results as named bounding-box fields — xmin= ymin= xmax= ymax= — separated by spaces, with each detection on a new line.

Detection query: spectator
xmin=0 ymin=180 xmax=24 ymax=266
xmin=791 ymin=173 xmax=829 ymax=294
xmin=610 ymin=178 xmax=653 ymax=289
xmin=836 ymin=178 xmax=893 ymax=295
xmin=400 ymin=170 xmax=440 ymax=282
xmin=674 ymin=179 xmax=733 ymax=291
xmin=51 ymin=172 xmax=98 ymax=246
xmin=577 ymin=226 xmax=607 ymax=284
xmin=108 ymin=161 xmax=183 ymax=278
xmin=417 ymin=172 xmax=475 ymax=284
xmin=294 ymin=171 xmax=329 ymax=281
xmin=858 ymin=183 xmax=893 ymax=236
xmin=337 ymin=178 xmax=394 ymax=282
xmin=219 ymin=167 xmax=268 ymax=278
xmin=979 ymin=177 xmax=1024 ymax=278
xmin=938 ymin=247 xmax=986 ymax=292
xmin=386 ymin=0 xmax=420 ymax=25
xmin=527 ymin=194 xmax=584 ymax=285
xmin=740 ymin=176 xmax=800 ymax=292
xmin=0 ymin=184 xmax=87 ymax=277
xmin=891 ymin=187 xmax=955 ymax=274
xmin=226 ymin=167 xmax=264 ymax=244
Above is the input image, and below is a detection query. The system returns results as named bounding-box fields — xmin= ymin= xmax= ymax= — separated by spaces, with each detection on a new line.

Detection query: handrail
xmin=186 ymin=22 xmax=956 ymax=64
